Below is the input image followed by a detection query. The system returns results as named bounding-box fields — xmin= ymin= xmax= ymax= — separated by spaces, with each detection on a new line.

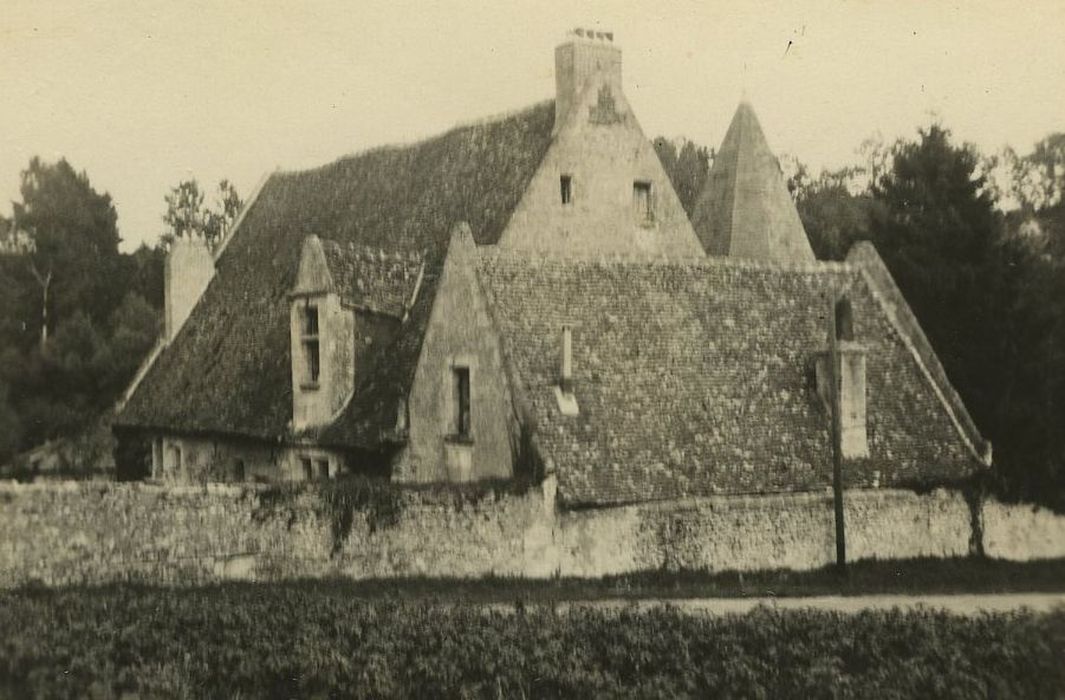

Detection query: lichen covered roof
xmin=116 ymin=101 xmax=556 ymax=441
xmin=476 ymin=250 xmax=983 ymax=507
xmin=319 ymin=240 xmax=424 ymax=318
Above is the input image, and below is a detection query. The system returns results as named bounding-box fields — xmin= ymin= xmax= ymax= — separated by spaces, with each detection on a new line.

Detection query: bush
xmin=0 ymin=585 xmax=1062 ymax=698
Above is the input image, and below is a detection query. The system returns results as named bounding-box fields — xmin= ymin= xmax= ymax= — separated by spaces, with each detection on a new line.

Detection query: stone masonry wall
xmin=1 ymin=481 xmax=1062 ymax=588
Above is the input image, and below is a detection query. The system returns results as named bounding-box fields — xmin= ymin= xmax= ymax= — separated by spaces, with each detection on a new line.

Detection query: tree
xmin=162 ymin=178 xmax=243 ymax=251
xmin=869 ymin=124 xmax=1005 ymax=424
xmin=12 ymin=157 xmax=123 ymax=346
xmin=653 ymin=137 xmax=712 ymax=218
xmin=0 ymin=156 xmax=164 ymax=464
xmin=795 ymin=169 xmax=880 ymax=261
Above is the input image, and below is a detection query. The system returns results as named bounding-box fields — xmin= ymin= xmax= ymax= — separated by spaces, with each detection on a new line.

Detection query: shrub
xmin=0 ymin=585 xmax=1062 ymax=698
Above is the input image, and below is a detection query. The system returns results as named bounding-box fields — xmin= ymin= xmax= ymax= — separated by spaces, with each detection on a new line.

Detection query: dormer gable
xmin=289 ymin=236 xmax=426 ymax=432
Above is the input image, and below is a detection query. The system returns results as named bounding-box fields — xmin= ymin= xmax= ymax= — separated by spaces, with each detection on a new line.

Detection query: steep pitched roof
xmin=692 ymin=102 xmax=815 ymax=263
xmin=116 ymin=101 xmax=556 ymax=441
xmin=477 ymin=250 xmax=984 ymax=508
xmin=318 ymin=240 xmax=424 ymax=318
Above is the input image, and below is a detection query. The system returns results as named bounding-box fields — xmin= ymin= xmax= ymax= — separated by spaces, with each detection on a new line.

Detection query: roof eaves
xmin=849 ymin=243 xmax=992 ymax=466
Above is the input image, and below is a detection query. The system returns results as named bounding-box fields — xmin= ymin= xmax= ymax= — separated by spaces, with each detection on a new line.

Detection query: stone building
xmin=114 ymin=30 xmax=990 ymax=502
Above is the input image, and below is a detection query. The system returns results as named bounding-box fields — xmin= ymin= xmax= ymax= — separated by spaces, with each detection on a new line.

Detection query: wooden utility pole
xmin=827 ymin=295 xmax=847 ymax=573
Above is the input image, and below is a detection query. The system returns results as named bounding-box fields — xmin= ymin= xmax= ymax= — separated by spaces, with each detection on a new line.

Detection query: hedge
xmin=1 ymin=585 xmax=1062 ymax=698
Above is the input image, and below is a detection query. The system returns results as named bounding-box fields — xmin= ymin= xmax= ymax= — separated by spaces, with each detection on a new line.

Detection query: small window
xmin=303 ymin=306 xmax=319 ymax=336
xmin=300 ymin=305 xmax=320 ymax=384
xmin=305 ymin=340 xmax=320 ymax=383
xmin=315 ymin=459 xmax=329 ymax=479
xmin=560 ymin=175 xmax=573 ymax=205
xmin=300 ymin=457 xmax=313 ymax=480
xmin=835 ymin=298 xmax=854 ymax=341
xmin=452 ymin=366 xmax=471 ymax=438
xmin=633 ymin=181 xmax=654 ymax=223
xmin=233 ymin=459 xmax=246 ymax=482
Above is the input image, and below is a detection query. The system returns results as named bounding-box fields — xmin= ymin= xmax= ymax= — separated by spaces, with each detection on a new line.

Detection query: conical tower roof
xmin=692 ymin=102 xmax=814 ymax=262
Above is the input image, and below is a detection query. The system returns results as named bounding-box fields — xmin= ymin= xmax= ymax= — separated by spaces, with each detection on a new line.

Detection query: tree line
xmin=0 ymin=161 xmax=239 ymax=466
xmin=655 ymin=126 xmax=1065 ymax=509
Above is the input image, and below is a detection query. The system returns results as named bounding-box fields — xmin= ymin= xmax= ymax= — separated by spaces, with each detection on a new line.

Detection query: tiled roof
xmin=115 ymin=101 xmax=556 ymax=442
xmin=319 ymin=240 xmax=424 ymax=318
xmin=476 ymin=250 xmax=982 ymax=507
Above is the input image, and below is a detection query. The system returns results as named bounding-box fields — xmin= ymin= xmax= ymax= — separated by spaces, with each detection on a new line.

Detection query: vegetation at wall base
xmin=1 ymin=583 xmax=1062 ymax=698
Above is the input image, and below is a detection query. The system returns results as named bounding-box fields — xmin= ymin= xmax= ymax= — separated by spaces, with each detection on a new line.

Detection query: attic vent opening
xmin=835 ymin=298 xmax=854 ymax=341
xmin=560 ymin=175 xmax=573 ymax=205
xmin=633 ymin=180 xmax=654 ymax=224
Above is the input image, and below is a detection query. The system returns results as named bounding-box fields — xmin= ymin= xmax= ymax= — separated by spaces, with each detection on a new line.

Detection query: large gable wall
xmin=499 ymin=77 xmax=703 ymax=257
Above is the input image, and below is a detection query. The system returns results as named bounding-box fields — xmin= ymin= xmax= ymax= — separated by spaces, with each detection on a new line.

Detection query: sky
xmin=2 ymin=0 xmax=1064 ymax=251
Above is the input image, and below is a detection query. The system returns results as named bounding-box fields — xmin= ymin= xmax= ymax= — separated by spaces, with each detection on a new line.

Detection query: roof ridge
xmin=478 ymin=245 xmax=853 ymax=274
xmin=274 ymin=99 xmax=555 ymax=180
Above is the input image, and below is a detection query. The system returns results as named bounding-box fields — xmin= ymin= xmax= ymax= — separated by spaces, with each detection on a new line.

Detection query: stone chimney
xmin=554 ymin=28 xmax=621 ymax=133
xmin=164 ymin=237 xmax=215 ymax=342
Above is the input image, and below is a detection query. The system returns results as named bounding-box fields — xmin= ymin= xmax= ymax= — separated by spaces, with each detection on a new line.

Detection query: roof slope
xmin=692 ymin=102 xmax=815 ymax=263
xmin=116 ymin=101 xmax=555 ymax=440
xmin=319 ymin=240 xmax=424 ymax=318
xmin=477 ymin=251 xmax=981 ymax=507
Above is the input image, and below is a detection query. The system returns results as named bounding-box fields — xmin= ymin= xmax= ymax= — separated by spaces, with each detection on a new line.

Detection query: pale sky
xmin=3 ymin=0 xmax=1063 ymax=251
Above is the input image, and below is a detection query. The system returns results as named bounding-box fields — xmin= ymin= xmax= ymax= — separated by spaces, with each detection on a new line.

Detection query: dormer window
xmin=560 ymin=175 xmax=573 ymax=205
xmin=633 ymin=180 xmax=654 ymax=224
xmin=304 ymin=306 xmax=319 ymax=335
xmin=301 ymin=304 xmax=320 ymax=385
xmin=835 ymin=299 xmax=854 ymax=341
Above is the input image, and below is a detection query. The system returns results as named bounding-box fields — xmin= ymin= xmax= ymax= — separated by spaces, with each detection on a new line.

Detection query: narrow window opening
xmin=301 ymin=304 xmax=320 ymax=385
xmin=305 ymin=340 xmax=320 ymax=383
xmin=303 ymin=306 xmax=319 ymax=336
xmin=300 ymin=457 xmax=313 ymax=480
xmin=633 ymin=181 xmax=654 ymax=223
xmin=452 ymin=366 xmax=471 ymax=439
xmin=560 ymin=175 xmax=573 ymax=205
xmin=835 ymin=298 xmax=854 ymax=341
xmin=315 ymin=459 xmax=329 ymax=479
xmin=233 ymin=459 xmax=246 ymax=482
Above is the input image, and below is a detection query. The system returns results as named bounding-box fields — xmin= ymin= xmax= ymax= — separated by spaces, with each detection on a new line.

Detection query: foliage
xmin=254 ymin=475 xmax=539 ymax=554
xmin=161 ymin=178 xmax=243 ymax=251
xmin=652 ymin=136 xmax=712 ymax=217
xmin=15 ymin=158 xmax=123 ymax=327
xmin=0 ymin=157 xmax=170 ymax=464
xmin=0 ymin=585 xmax=1062 ymax=698
xmin=794 ymin=168 xmax=880 ymax=261
xmin=864 ymin=125 xmax=1065 ymax=509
